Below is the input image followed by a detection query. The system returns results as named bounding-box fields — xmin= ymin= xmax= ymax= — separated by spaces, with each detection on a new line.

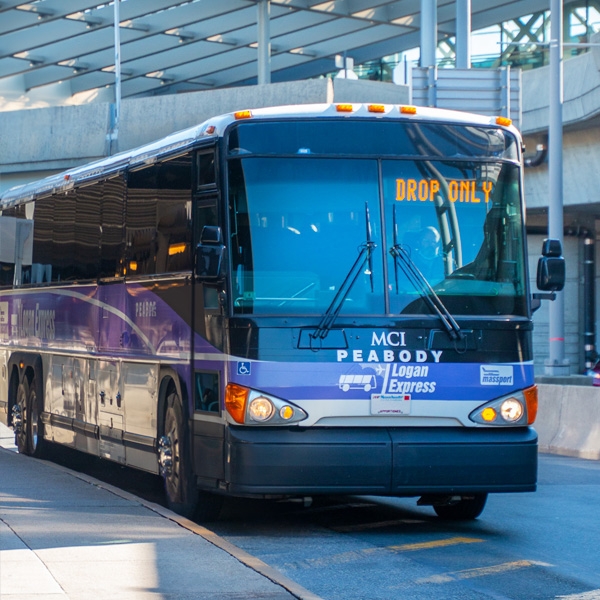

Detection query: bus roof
xmin=0 ymin=103 xmax=519 ymax=209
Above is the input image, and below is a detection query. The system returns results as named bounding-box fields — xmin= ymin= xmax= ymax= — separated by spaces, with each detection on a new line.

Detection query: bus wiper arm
xmin=389 ymin=244 xmax=463 ymax=341
xmin=311 ymin=240 xmax=376 ymax=341
xmin=312 ymin=202 xmax=376 ymax=341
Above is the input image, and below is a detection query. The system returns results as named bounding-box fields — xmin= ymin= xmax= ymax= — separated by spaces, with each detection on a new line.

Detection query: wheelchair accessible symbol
xmin=237 ymin=361 xmax=251 ymax=375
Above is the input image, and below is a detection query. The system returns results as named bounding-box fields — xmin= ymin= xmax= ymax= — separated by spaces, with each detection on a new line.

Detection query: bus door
xmin=191 ymin=149 xmax=226 ymax=485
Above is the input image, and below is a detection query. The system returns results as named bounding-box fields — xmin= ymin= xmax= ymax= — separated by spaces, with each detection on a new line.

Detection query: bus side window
xmin=197 ymin=151 xmax=216 ymax=190
xmin=126 ymin=164 xmax=159 ymax=276
xmin=31 ymin=196 xmax=55 ymax=284
xmin=194 ymin=148 xmax=218 ymax=245
xmin=195 ymin=371 xmax=220 ymax=413
xmin=100 ymin=175 xmax=126 ymax=279
xmin=160 ymin=155 xmax=192 ymax=273
xmin=195 ymin=199 xmax=218 ymax=242
xmin=0 ymin=204 xmax=33 ymax=287
xmin=126 ymin=155 xmax=193 ymax=277
xmin=53 ymin=191 xmax=76 ymax=281
xmin=74 ymin=182 xmax=102 ymax=281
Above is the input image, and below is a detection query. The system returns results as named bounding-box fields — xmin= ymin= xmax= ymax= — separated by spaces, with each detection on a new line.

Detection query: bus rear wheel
xmin=14 ymin=379 xmax=29 ymax=455
xmin=433 ymin=494 xmax=488 ymax=521
xmin=28 ymin=377 xmax=47 ymax=458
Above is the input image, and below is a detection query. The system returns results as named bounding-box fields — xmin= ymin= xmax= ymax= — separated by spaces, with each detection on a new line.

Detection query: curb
xmin=3 ymin=447 xmax=323 ymax=600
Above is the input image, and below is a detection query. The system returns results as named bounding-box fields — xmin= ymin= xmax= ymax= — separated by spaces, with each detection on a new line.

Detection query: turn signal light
xmin=225 ymin=383 xmax=249 ymax=424
xmin=481 ymin=407 xmax=497 ymax=422
xmin=495 ymin=116 xmax=512 ymax=127
xmin=524 ymin=385 xmax=538 ymax=425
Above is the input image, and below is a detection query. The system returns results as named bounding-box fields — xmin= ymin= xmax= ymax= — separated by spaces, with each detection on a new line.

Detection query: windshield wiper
xmin=389 ymin=242 xmax=463 ymax=341
xmin=311 ymin=203 xmax=375 ymax=341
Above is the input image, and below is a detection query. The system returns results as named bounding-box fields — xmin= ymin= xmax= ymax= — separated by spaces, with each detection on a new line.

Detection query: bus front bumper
xmin=224 ymin=426 xmax=537 ymax=496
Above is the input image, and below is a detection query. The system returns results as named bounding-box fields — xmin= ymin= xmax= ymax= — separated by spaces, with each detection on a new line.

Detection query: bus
xmin=0 ymin=103 xmax=564 ymax=521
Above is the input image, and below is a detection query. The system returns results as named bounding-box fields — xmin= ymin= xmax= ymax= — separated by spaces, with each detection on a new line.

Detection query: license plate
xmin=370 ymin=394 xmax=411 ymax=415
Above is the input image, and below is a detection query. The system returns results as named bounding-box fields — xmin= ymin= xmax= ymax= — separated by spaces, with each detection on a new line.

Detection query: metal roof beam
xmin=0 ymin=0 xmax=581 ymax=105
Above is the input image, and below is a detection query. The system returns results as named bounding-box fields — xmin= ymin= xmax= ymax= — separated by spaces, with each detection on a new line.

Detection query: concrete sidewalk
xmin=0 ymin=430 xmax=321 ymax=600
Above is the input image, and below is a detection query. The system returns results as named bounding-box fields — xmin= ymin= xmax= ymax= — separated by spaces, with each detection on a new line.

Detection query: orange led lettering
xmin=396 ymin=177 xmax=485 ymax=204
xmin=418 ymin=179 xmax=429 ymax=201
xmin=396 ymin=179 xmax=405 ymax=201
xmin=449 ymin=181 xmax=458 ymax=202
xmin=482 ymin=181 xmax=493 ymax=203
xmin=460 ymin=180 xmax=470 ymax=202
xmin=407 ymin=179 xmax=417 ymax=201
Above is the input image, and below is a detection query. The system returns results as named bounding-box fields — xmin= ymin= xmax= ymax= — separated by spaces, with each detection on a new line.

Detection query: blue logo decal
xmin=237 ymin=361 xmax=251 ymax=376
xmin=480 ymin=365 xmax=514 ymax=385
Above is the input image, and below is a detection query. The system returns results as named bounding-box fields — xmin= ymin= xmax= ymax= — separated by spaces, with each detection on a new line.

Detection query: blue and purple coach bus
xmin=0 ymin=103 xmax=564 ymax=520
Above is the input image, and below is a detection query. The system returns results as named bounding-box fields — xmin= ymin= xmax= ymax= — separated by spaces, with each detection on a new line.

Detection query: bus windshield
xmin=227 ymin=122 xmax=526 ymax=318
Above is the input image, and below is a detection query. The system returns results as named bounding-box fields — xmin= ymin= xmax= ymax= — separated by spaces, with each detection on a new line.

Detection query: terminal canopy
xmin=0 ymin=0 xmax=553 ymax=102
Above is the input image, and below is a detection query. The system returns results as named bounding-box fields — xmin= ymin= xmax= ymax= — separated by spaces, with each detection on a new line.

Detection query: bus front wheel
xmin=433 ymin=494 xmax=488 ymax=521
xmin=160 ymin=388 xmax=223 ymax=521
xmin=162 ymin=389 xmax=198 ymax=518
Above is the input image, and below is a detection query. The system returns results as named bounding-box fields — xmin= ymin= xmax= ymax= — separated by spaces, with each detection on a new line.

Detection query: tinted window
xmin=228 ymin=120 xmax=518 ymax=161
xmin=53 ymin=193 xmax=76 ymax=281
xmin=3 ymin=176 xmax=126 ymax=286
xmin=100 ymin=176 xmax=126 ymax=279
xmin=228 ymin=157 xmax=384 ymax=315
xmin=228 ymin=156 xmax=527 ymax=317
xmin=126 ymin=155 xmax=192 ymax=277
xmin=197 ymin=151 xmax=216 ymax=189
xmin=31 ymin=196 xmax=56 ymax=283
xmin=74 ymin=183 xmax=102 ymax=280
xmin=0 ymin=205 xmax=32 ymax=287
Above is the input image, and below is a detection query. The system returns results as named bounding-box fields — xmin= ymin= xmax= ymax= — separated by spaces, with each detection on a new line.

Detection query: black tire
xmin=195 ymin=492 xmax=224 ymax=523
xmin=28 ymin=377 xmax=47 ymax=458
xmin=14 ymin=379 xmax=30 ymax=455
xmin=162 ymin=389 xmax=200 ymax=518
xmin=433 ymin=494 xmax=488 ymax=521
xmin=162 ymin=388 xmax=223 ymax=521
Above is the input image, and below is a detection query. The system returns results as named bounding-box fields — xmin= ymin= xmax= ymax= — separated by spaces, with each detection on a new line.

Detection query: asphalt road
xmin=3 ymin=422 xmax=599 ymax=600
xmin=208 ymin=454 xmax=600 ymax=600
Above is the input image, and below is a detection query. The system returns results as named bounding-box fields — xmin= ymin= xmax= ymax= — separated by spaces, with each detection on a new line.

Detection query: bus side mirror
xmin=536 ymin=238 xmax=565 ymax=292
xmin=196 ymin=225 xmax=225 ymax=279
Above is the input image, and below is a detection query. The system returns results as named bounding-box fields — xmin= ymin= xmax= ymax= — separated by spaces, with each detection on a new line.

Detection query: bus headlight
xmin=248 ymin=397 xmax=274 ymax=422
xmin=500 ymin=398 xmax=523 ymax=422
xmin=469 ymin=387 xmax=537 ymax=426
xmin=225 ymin=383 xmax=308 ymax=425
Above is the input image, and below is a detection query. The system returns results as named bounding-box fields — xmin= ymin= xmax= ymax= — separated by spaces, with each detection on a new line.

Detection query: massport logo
xmin=480 ymin=365 xmax=514 ymax=386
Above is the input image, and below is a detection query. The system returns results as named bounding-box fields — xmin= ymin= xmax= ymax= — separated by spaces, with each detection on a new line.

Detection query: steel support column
xmin=456 ymin=0 xmax=471 ymax=68
xmin=110 ymin=0 xmax=121 ymax=155
xmin=546 ymin=0 xmax=569 ymax=375
xmin=420 ymin=0 xmax=437 ymax=68
xmin=257 ymin=0 xmax=271 ymax=85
